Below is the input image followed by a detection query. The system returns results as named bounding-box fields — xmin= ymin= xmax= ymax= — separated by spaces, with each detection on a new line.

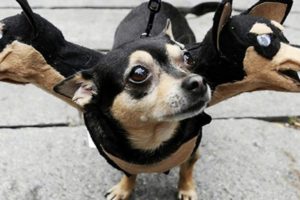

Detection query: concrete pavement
xmin=1 ymin=0 xmax=300 ymax=199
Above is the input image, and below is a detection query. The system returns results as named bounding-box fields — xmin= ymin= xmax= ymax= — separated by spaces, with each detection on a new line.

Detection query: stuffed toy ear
xmin=15 ymin=0 xmax=38 ymax=37
xmin=53 ymin=71 xmax=97 ymax=107
xmin=162 ymin=19 xmax=175 ymax=40
xmin=244 ymin=0 xmax=293 ymax=24
xmin=212 ymin=0 xmax=233 ymax=52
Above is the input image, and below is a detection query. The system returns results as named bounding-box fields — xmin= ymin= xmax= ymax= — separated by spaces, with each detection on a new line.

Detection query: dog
xmin=115 ymin=0 xmax=300 ymax=107
xmin=94 ymin=0 xmax=298 ymax=199
xmin=0 ymin=0 xmax=103 ymax=109
xmin=54 ymin=19 xmax=212 ymax=200
xmin=192 ymin=0 xmax=300 ymax=105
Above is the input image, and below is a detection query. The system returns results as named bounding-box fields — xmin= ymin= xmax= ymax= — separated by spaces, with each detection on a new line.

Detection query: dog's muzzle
xmin=181 ymin=74 xmax=209 ymax=101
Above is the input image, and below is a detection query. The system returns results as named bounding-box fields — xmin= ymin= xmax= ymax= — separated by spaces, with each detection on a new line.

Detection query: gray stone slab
xmin=207 ymin=91 xmax=300 ymax=118
xmin=1 ymin=119 xmax=300 ymax=199
xmin=5 ymin=0 xmax=295 ymax=10
xmin=198 ymin=119 xmax=300 ymax=200
xmin=1 ymin=0 xmax=202 ymax=8
xmin=0 ymin=82 xmax=81 ymax=126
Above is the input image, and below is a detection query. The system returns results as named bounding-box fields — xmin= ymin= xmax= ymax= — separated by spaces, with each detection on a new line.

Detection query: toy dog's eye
xmin=183 ymin=51 xmax=194 ymax=65
xmin=128 ymin=65 xmax=150 ymax=84
xmin=257 ymin=34 xmax=271 ymax=47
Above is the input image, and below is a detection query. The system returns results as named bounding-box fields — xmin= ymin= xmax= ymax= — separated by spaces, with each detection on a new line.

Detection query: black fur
xmin=77 ymin=33 xmax=212 ymax=174
xmin=0 ymin=0 xmax=103 ymax=77
xmin=179 ymin=2 xmax=220 ymax=17
xmin=113 ymin=2 xmax=196 ymax=49
xmin=84 ymin=104 xmax=211 ymax=171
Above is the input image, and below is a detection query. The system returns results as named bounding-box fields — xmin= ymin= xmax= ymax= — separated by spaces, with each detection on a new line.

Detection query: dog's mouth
xmin=0 ymin=78 xmax=29 ymax=84
xmin=162 ymin=93 xmax=210 ymax=121
xmin=279 ymin=69 xmax=300 ymax=83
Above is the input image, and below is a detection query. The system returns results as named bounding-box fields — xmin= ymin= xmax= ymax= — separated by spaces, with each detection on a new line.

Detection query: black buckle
xmin=148 ymin=0 xmax=161 ymax=13
xmin=141 ymin=0 xmax=161 ymax=38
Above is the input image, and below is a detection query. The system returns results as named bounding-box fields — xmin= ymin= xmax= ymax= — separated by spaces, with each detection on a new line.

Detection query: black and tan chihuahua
xmin=54 ymin=20 xmax=212 ymax=200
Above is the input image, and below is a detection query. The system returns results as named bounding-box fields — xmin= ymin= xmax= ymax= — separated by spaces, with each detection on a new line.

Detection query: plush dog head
xmin=193 ymin=0 xmax=300 ymax=105
xmin=54 ymin=21 xmax=211 ymax=150
xmin=0 ymin=0 xmax=102 ymax=85
xmin=0 ymin=0 xmax=102 ymax=109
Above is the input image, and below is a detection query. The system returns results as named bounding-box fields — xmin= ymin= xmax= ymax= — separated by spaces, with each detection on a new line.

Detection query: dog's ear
xmin=244 ymin=0 xmax=293 ymax=24
xmin=15 ymin=0 xmax=38 ymax=37
xmin=212 ymin=0 xmax=233 ymax=52
xmin=53 ymin=70 xmax=97 ymax=107
xmin=162 ymin=19 xmax=175 ymax=40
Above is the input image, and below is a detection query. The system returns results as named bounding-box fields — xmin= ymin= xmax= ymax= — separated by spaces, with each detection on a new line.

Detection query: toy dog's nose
xmin=182 ymin=75 xmax=207 ymax=94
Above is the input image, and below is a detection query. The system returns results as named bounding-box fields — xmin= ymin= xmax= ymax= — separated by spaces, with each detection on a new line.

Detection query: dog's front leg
xmin=178 ymin=151 xmax=200 ymax=200
xmin=105 ymin=174 xmax=137 ymax=200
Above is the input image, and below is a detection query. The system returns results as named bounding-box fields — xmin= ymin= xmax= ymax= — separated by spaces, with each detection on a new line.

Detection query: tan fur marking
xmin=112 ymin=89 xmax=179 ymax=150
xmin=163 ymin=19 xmax=175 ymax=40
xmin=166 ymin=44 xmax=182 ymax=59
xmin=271 ymin=20 xmax=284 ymax=31
xmin=103 ymin=137 xmax=197 ymax=174
xmin=128 ymin=122 xmax=179 ymax=151
xmin=128 ymin=50 xmax=155 ymax=69
xmin=178 ymin=151 xmax=200 ymax=200
xmin=211 ymin=43 xmax=300 ymax=106
xmin=0 ymin=23 xmax=3 ymax=32
xmin=250 ymin=23 xmax=273 ymax=35
xmin=111 ymin=72 xmax=183 ymax=150
xmin=249 ymin=2 xmax=287 ymax=23
xmin=106 ymin=175 xmax=136 ymax=200
xmin=0 ymin=41 xmax=81 ymax=110
xmin=165 ymin=44 xmax=186 ymax=68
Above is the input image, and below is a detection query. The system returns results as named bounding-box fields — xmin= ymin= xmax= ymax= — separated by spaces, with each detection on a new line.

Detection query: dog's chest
xmin=103 ymin=136 xmax=197 ymax=174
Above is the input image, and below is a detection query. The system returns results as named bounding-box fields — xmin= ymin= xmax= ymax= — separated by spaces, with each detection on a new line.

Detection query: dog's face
xmin=110 ymin=42 xmax=210 ymax=123
xmin=54 ymin=22 xmax=211 ymax=150
xmin=206 ymin=0 xmax=300 ymax=105
xmin=221 ymin=15 xmax=300 ymax=91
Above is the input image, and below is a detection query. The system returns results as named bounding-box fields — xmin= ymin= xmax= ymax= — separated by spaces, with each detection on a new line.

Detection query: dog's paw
xmin=105 ymin=185 xmax=132 ymax=200
xmin=178 ymin=189 xmax=198 ymax=200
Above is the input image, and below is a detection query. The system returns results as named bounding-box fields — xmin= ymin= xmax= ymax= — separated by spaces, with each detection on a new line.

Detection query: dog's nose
xmin=182 ymin=75 xmax=207 ymax=94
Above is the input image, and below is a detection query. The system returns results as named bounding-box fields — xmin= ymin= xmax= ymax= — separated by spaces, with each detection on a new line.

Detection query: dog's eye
xmin=257 ymin=34 xmax=271 ymax=47
xmin=183 ymin=52 xmax=194 ymax=65
xmin=128 ymin=65 xmax=149 ymax=84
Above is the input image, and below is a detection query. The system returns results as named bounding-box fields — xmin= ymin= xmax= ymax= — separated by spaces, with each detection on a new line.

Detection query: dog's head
xmin=0 ymin=0 xmax=102 ymax=86
xmin=194 ymin=0 xmax=300 ymax=105
xmin=54 ymin=21 xmax=211 ymax=150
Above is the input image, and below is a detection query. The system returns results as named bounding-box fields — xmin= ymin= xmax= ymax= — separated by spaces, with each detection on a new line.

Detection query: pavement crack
xmin=214 ymin=116 xmax=300 ymax=130
xmin=0 ymin=123 xmax=70 ymax=129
